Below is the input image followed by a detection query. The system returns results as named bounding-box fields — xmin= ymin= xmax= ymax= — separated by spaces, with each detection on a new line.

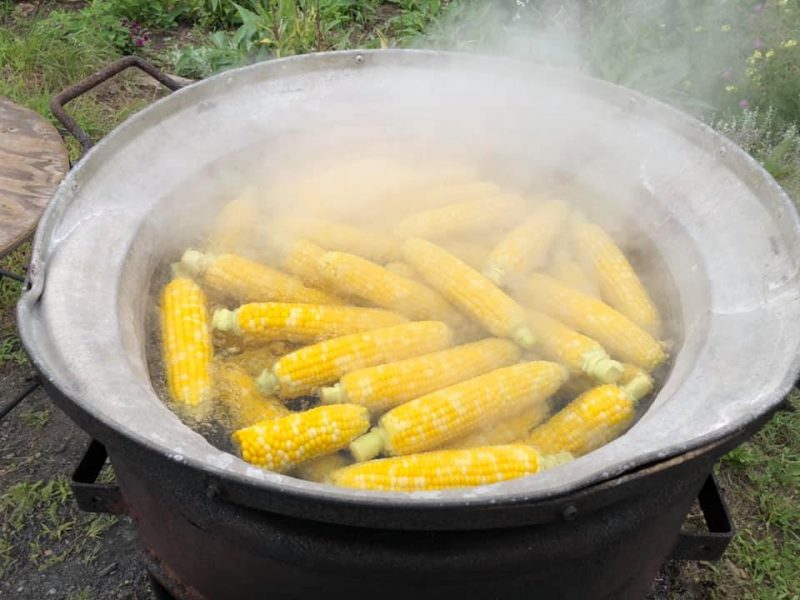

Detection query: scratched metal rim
xmin=17 ymin=50 xmax=800 ymax=518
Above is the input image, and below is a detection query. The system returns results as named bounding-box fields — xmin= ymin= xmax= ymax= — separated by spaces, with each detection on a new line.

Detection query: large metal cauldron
xmin=18 ymin=51 xmax=800 ymax=599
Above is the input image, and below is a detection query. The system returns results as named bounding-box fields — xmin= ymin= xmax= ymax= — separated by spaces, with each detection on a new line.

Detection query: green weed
xmin=18 ymin=408 xmax=52 ymax=430
xmin=85 ymin=515 xmax=118 ymax=540
xmin=68 ymin=588 xmax=93 ymax=600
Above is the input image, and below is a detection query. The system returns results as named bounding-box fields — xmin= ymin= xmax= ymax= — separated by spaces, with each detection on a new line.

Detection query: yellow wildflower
xmin=766 ymin=50 xmax=775 ymax=58
xmin=721 ymin=24 xmax=732 ymax=32
xmin=725 ymin=85 xmax=736 ymax=93
xmin=782 ymin=40 xmax=797 ymax=48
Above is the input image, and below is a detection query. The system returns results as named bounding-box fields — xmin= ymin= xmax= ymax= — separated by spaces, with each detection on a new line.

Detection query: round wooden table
xmin=0 ymin=97 xmax=69 ymax=258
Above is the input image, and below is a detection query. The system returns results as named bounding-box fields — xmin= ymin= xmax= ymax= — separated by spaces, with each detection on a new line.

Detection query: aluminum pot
xmin=17 ymin=50 xmax=800 ymax=599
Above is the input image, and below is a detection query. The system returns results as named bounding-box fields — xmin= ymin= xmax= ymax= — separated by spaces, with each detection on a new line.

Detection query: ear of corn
xmin=320 ymin=338 xmax=521 ymax=414
xmin=330 ymin=445 xmax=571 ymax=491
xmin=233 ymin=404 xmax=370 ymax=472
xmin=160 ymin=278 xmax=213 ymax=411
xmin=212 ymin=303 xmax=406 ymax=344
xmin=547 ymin=246 xmax=600 ymax=297
xmin=350 ymin=361 xmax=568 ymax=460
xmin=516 ymin=274 xmax=666 ymax=370
xmin=443 ymin=403 xmax=551 ymax=449
xmin=256 ymin=321 xmax=454 ymax=398
xmin=402 ymin=238 xmax=536 ymax=348
xmin=208 ymin=187 xmax=261 ymax=256
xmin=274 ymin=239 xmax=330 ymax=290
xmin=318 ymin=251 xmax=466 ymax=328
xmin=483 ymin=200 xmax=568 ymax=286
xmin=394 ymin=193 xmax=526 ymax=240
xmin=527 ymin=311 xmax=623 ymax=383
xmin=437 ymin=240 xmax=491 ymax=270
xmin=274 ymin=218 xmax=399 ymax=263
xmin=571 ymin=221 xmax=662 ymax=336
xmin=383 ymin=261 xmax=417 ymax=279
xmin=212 ymin=361 xmax=288 ymax=428
xmin=527 ymin=373 xmax=654 ymax=456
xmin=180 ymin=250 xmax=340 ymax=305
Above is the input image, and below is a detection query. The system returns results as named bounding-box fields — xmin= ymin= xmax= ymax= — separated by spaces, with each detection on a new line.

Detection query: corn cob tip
xmin=180 ymin=249 xmax=214 ymax=277
xmin=212 ymin=308 xmax=239 ymax=333
xmin=512 ymin=326 xmax=537 ymax=350
xmin=255 ymin=370 xmax=279 ymax=395
xmin=622 ymin=373 xmax=654 ymax=402
xmin=320 ymin=383 xmax=345 ymax=404
xmin=581 ymin=349 xmax=624 ymax=383
xmin=482 ymin=264 xmax=505 ymax=286
xmin=349 ymin=428 xmax=387 ymax=462
xmin=539 ymin=451 xmax=574 ymax=470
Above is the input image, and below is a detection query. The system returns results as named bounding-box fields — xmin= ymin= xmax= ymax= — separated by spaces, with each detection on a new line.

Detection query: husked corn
xmin=233 ymin=404 xmax=370 ymax=472
xmin=330 ymin=445 xmax=572 ymax=491
xmin=402 ymin=238 xmax=536 ymax=348
xmin=208 ymin=187 xmax=260 ymax=256
xmin=160 ymin=278 xmax=213 ymax=410
xmin=443 ymin=403 xmax=550 ymax=449
xmin=349 ymin=361 xmax=568 ymax=460
xmin=293 ymin=453 xmax=351 ymax=483
xmin=256 ymin=321 xmax=453 ymax=398
xmin=275 ymin=218 xmax=399 ymax=262
xmin=212 ymin=361 xmax=288 ymax=428
xmin=572 ymin=221 xmax=662 ymax=336
xmin=212 ymin=302 xmax=406 ymax=343
xmin=320 ymin=338 xmax=521 ymax=414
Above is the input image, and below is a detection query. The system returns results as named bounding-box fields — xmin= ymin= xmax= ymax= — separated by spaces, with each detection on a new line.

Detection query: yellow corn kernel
xmin=275 ymin=239 xmax=330 ymax=289
xmin=330 ymin=445 xmax=572 ymax=491
xmin=160 ymin=278 xmax=213 ymax=410
xmin=437 ymin=240 xmax=491 ymax=270
xmin=402 ymin=238 xmax=536 ymax=348
xmin=527 ymin=311 xmax=622 ymax=383
xmin=527 ymin=374 xmax=654 ymax=456
xmin=293 ymin=453 xmax=352 ymax=483
xmin=516 ymin=274 xmax=666 ymax=370
xmin=180 ymin=250 xmax=340 ymax=305
xmin=547 ymin=248 xmax=601 ymax=298
xmin=274 ymin=218 xmax=399 ymax=263
xmin=383 ymin=261 xmax=417 ymax=279
xmin=256 ymin=321 xmax=453 ymax=398
xmin=212 ymin=302 xmax=406 ymax=344
xmin=443 ymin=403 xmax=551 ymax=449
xmin=223 ymin=345 xmax=289 ymax=377
xmin=394 ymin=193 xmax=527 ymax=240
xmin=233 ymin=404 xmax=370 ymax=472
xmin=318 ymin=251 xmax=465 ymax=328
xmin=320 ymin=338 xmax=521 ymax=414
xmin=350 ymin=361 xmax=568 ymax=460
xmin=212 ymin=361 xmax=288 ymax=428
xmin=572 ymin=221 xmax=662 ymax=336
xmin=483 ymin=200 xmax=569 ymax=285
xmin=208 ymin=186 xmax=261 ymax=256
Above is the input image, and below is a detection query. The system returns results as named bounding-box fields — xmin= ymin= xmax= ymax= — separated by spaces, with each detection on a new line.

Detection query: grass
xmin=18 ymin=408 xmax=53 ymax=430
xmin=0 ymin=1 xmax=798 ymax=597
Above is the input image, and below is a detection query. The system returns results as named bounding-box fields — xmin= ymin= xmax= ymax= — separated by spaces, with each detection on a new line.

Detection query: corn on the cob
xmin=383 ymin=261 xmax=417 ymax=279
xmin=394 ymin=193 xmax=526 ymax=240
xmin=516 ymin=274 xmax=666 ymax=370
xmin=293 ymin=453 xmax=351 ymax=483
xmin=180 ymin=250 xmax=340 ymax=305
xmin=212 ymin=302 xmax=406 ymax=344
xmin=527 ymin=373 xmax=654 ymax=456
xmin=571 ymin=221 xmax=662 ymax=336
xmin=619 ymin=362 xmax=648 ymax=385
xmin=212 ymin=361 xmax=288 ymax=428
xmin=233 ymin=404 xmax=370 ymax=472
xmin=320 ymin=338 xmax=521 ymax=414
xmin=443 ymin=403 xmax=551 ymax=449
xmin=527 ymin=311 xmax=622 ymax=383
xmin=318 ymin=251 xmax=465 ymax=328
xmin=274 ymin=218 xmax=399 ymax=262
xmin=330 ymin=445 xmax=572 ymax=491
xmin=208 ymin=187 xmax=260 ymax=256
xmin=483 ymin=200 xmax=568 ymax=286
xmin=223 ymin=345 xmax=288 ymax=377
xmin=402 ymin=238 xmax=536 ymax=348
xmin=256 ymin=321 xmax=453 ymax=398
xmin=160 ymin=278 xmax=213 ymax=410
xmin=437 ymin=240 xmax=491 ymax=270
xmin=350 ymin=361 xmax=568 ymax=460
xmin=275 ymin=239 xmax=330 ymax=289
xmin=547 ymin=248 xmax=600 ymax=297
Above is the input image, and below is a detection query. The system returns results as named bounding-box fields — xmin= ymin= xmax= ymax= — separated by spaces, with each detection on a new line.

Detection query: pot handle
xmin=71 ymin=439 xmax=129 ymax=516
xmin=50 ymin=56 xmax=184 ymax=157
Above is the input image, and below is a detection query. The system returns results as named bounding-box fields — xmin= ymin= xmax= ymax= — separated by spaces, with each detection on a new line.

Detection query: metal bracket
xmin=50 ymin=55 xmax=183 ymax=156
xmin=71 ymin=439 xmax=128 ymax=515
xmin=670 ymin=472 xmax=734 ymax=561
